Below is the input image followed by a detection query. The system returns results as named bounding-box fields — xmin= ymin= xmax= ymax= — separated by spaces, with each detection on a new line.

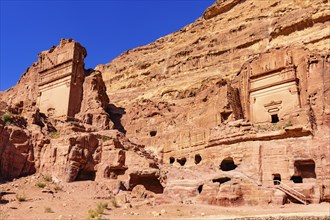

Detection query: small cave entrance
xmin=221 ymin=111 xmax=232 ymax=123
xmin=291 ymin=159 xmax=316 ymax=183
xmin=177 ymin=157 xmax=187 ymax=166
xmin=271 ymin=114 xmax=279 ymax=123
xmin=290 ymin=176 xmax=303 ymax=183
xmin=107 ymin=104 xmax=127 ymax=134
xmin=149 ymin=130 xmax=157 ymax=137
xmin=129 ymin=173 xmax=164 ymax=194
xmin=194 ymin=154 xmax=202 ymax=165
xmin=76 ymin=170 xmax=96 ymax=181
xmin=198 ymin=184 xmax=203 ymax=194
xmin=212 ymin=177 xmax=231 ymax=184
xmin=118 ymin=181 xmax=127 ymax=191
xmin=294 ymin=159 xmax=316 ymax=178
xmin=273 ymin=173 xmax=281 ymax=185
xmin=169 ymin=157 xmax=175 ymax=164
xmin=220 ymin=157 xmax=237 ymax=171
xmin=105 ymin=167 xmax=127 ymax=179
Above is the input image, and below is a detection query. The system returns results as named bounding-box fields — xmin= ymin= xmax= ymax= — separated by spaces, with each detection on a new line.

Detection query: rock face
xmin=1 ymin=0 xmax=330 ymax=207
xmin=97 ymin=0 xmax=330 ymax=205
xmin=0 ymin=39 xmax=163 ymax=204
xmin=37 ymin=130 xmax=161 ymax=188
xmin=203 ymin=0 xmax=243 ymax=20
xmin=98 ymin=0 xmax=329 ymax=154
xmin=0 ymin=123 xmax=35 ymax=179
xmin=37 ymin=38 xmax=86 ymax=119
xmin=76 ymin=71 xmax=112 ymax=130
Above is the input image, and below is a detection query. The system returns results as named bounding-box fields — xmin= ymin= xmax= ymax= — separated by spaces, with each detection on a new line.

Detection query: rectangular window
xmin=271 ymin=114 xmax=279 ymax=123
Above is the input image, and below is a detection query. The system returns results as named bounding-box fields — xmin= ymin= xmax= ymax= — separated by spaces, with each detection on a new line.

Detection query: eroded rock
xmin=0 ymin=0 xmax=330 ymax=208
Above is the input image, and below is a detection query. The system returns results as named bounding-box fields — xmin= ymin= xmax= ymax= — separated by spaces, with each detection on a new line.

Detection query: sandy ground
xmin=1 ymin=175 xmax=329 ymax=220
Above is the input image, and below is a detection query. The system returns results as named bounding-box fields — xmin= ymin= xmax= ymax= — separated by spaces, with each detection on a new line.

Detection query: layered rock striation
xmin=97 ymin=0 xmax=330 ymax=205
xmin=98 ymin=0 xmax=330 ymax=154
xmin=1 ymin=0 xmax=330 ymax=207
xmin=0 ymin=40 xmax=163 ymax=204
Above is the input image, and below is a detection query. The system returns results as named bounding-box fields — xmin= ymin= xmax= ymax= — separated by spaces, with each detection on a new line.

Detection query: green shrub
xmin=87 ymin=203 xmax=108 ymax=220
xmin=43 ymin=174 xmax=52 ymax=182
xmin=96 ymin=202 xmax=108 ymax=214
xmin=284 ymin=120 xmax=293 ymax=128
xmin=16 ymin=194 xmax=27 ymax=202
xmin=49 ymin=132 xmax=60 ymax=139
xmin=87 ymin=209 xmax=99 ymax=219
xmin=53 ymin=184 xmax=63 ymax=192
xmin=101 ymin=135 xmax=111 ymax=142
xmin=1 ymin=112 xmax=12 ymax=126
xmin=44 ymin=207 xmax=54 ymax=213
xmin=110 ymin=197 xmax=119 ymax=208
xmin=36 ymin=182 xmax=46 ymax=188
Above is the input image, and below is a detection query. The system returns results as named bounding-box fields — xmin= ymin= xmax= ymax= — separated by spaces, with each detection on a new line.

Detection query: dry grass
xmin=43 ymin=174 xmax=52 ymax=182
xmin=16 ymin=194 xmax=27 ymax=202
xmin=36 ymin=182 xmax=46 ymax=188
xmin=87 ymin=202 xmax=108 ymax=220
xmin=111 ymin=197 xmax=119 ymax=208
xmin=44 ymin=207 xmax=54 ymax=213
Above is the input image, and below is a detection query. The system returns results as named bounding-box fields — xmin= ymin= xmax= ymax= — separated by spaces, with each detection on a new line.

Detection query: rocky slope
xmin=1 ymin=0 xmax=330 ymax=213
xmin=0 ymin=40 xmax=164 ymax=214
xmin=98 ymin=0 xmax=329 ymax=153
xmin=97 ymin=0 xmax=330 ymax=206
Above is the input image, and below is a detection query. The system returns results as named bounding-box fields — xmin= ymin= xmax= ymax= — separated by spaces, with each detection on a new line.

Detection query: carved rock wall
xmin=76 ymin=71 xmax=112 ymax=130
xmin=164 ymin=134 xmax=330 ymax=204
xmin=36 ymin=131 xmax=160 ymax=186
xmin=96 ymin=0 xmax=330 ymax=205
xmin=99 ymin=0 xmax=330 ymax=155
xmin=37 ymin=39 xmax=87 ymax=119
xmin=0 ymin=0 xmax=329 ymax=207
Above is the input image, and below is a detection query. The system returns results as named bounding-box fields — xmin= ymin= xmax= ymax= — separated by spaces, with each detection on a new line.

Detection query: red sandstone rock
xmin=0 ymin=125 xmax=35 ymax=179
xmin=203 ymin=0 xmax=243 ymax=20
xmin=76 ymin=71 xmax=113 ymax=131
xmin=0 ymin=0 xmax=330 ymax=209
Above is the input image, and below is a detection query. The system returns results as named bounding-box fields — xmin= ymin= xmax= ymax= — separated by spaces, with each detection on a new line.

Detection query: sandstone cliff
xmin=98 ymin=0 xmax=329 ymax=154
xmin=96 ymin=0 xmax=330 ymax=205
xmin=0 ymin=39 xmax=163 ymax=208
xmin=1 ymin=0 xmax=330 ymax=208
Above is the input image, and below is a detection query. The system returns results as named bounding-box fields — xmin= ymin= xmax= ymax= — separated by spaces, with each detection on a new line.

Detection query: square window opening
xmin=271 ymin=114 xmax=279 ymax=123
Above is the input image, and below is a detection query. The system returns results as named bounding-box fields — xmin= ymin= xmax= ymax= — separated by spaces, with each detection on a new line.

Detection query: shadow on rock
xmin=107 ymin=104 xmax=126 ymax=134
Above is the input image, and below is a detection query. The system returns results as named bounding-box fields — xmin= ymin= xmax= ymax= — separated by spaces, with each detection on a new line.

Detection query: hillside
xmin=98 ymin=0 xmax=330 ymax=153
xmin=1 ymin=0 xmax=330 ymax=219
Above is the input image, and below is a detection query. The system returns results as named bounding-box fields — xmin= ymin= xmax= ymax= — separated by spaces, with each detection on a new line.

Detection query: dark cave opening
xmin=129 ymin=173 xmax=164 ymax=194
xmin=194 ymin=154 xmax=202 ymax=164
xmin=271 ymin=114 xmax=279 ymax=123
xmin=294 ymin=159 xmax=316 ymax=178
xmin=75 ymin=170 xmax=96 ymax=181
xmin=177 ymin=158 xmax=187 ymax=166
xmin=198 ymin=184 xmax=203 ymax=194
xmin=290 ymin=176 xmax=303 ymax=183
xmin=212 ymin=177 xmax=231 ymax=184
xmin=220 ymin=157 xmax=237 ymax=171
xmin=273 ymin=173 xmax=281 ymax=185
xmin=150 ymin=130 xmax=157 ymax=137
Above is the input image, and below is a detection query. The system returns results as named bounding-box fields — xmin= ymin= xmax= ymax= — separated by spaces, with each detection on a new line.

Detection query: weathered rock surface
xmin=203 ymin=0 xmax=243 ymax=20
xmin=98 ymin=0 xmax=330 ymax=155
xmin=1 ymin=0 xmax=330 ymax=208
xmin=96 ymin=0 xmax=330 ymax=205
xmin=76 ymin=71 xmax=113 ymax=130
xmin=0 ymin=123 xmax=35 ymax=179
xmin=0 ymin=40 xmax=163 ymax=202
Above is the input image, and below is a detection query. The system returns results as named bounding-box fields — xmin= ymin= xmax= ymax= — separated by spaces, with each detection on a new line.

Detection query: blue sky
xmin=0 ymin=0 xmax=214 ymax=91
